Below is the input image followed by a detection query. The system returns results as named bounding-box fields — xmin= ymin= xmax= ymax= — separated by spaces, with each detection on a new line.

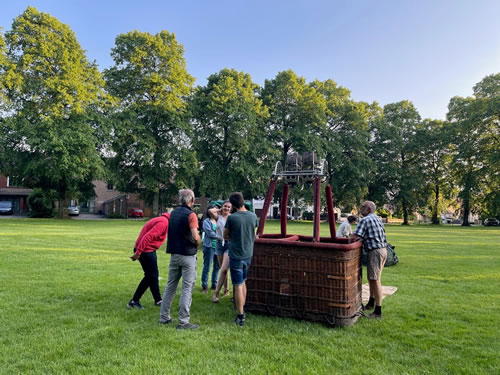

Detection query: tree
xmin=311 ymin=79 xmax=375 ymax=209
xmin=261 ymin=70 xmax=326 ymax=164
xmin=447 ymin=73 xmax=500 ymax=225
xmin=369 ymin=101 xmax=423 ymax=225
xmin=1 ymin=7 xmax=107 ymax=217
xmin=104 ymin=30 xmax=195 ymax=215
xmin=191 ymin=68 xmax=273 ymax=198
xmin=414 ymin=119 xmax=453 ymax=223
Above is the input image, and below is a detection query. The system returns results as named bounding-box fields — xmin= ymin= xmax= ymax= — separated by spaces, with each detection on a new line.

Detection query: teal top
xmin=225 ymin=210 xmax=258 ymax=259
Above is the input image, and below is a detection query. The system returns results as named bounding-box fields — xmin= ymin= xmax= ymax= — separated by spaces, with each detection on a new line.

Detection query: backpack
xmin=361 ymin=243 xmax=399 ymax=267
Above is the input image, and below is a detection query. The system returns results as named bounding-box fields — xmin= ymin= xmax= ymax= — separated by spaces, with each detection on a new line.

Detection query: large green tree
xmin=261 ymin=70 xmax=326 ymax=164
xmin=447 ymin=73 xmax=500 ymax=224
xmin=311 ymin=79 xmax=375 ymax=209
xmin=1 ymin=7 xmax=107 ymax=216
xmin=104 ymin=30 xmax=195 ymax=215
xmin=369 ymin=101 xmax=424 ymax=224
xmin=414 ymin=119 xmax=453 ymax=224
xmin=191 ymin=68 xmax=273 ymax=198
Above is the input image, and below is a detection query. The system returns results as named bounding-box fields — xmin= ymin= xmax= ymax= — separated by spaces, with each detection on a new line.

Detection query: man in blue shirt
xmin=350 ymin=201 xmax=387 ymax=319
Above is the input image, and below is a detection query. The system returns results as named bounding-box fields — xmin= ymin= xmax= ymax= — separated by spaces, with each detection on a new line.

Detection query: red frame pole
xmin=325 ymin=184 xmax=336 ymax=240
xmin=257 ymin=178 xmax=277 ymax=237
xmin=280 ymin=183 xmax=289 ymax=237
xmin=313 ymin=177 xmax=321 ymax=242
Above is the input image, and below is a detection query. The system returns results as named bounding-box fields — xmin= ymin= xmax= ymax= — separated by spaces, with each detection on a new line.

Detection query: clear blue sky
xmin=2 ymin=0 xmax=500 ymax=119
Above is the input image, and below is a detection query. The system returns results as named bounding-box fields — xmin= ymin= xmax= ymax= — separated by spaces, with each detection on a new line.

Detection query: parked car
xmin=128 ymin=208 xmax=144 ymax=218
xmin=483 ymin=217 xmax=499 ymax=226
xmin=0 ymin=201 xmax=13 ymax=215
xmin=67 ymin=205 xmax=80 ymax=216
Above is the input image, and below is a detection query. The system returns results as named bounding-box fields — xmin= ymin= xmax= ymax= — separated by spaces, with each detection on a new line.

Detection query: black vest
xmin=166 ymin=205 xmax=198 ymax=256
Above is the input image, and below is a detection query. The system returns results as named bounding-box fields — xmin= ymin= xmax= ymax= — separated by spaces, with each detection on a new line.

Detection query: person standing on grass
xmin=224 ymin=192 xmax=258 ymax=326
xmin=336 ymin=215 xmax=357 ymax=238
xmin=159 ymin=189 xmax=201 ymax=330
xmin=212 ymin=201 xmax=232 ymax=303
xmin=201 ymin=204 xmax=220 ymax=293
xmin=349 ymin=201 xmax=387 ymax=319
xmin=128 ymin=212 xmax=170 ymax=309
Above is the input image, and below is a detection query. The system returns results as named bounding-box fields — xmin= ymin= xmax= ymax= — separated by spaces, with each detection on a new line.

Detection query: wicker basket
xmin=246 ymin=234 xmax=363 ymax=326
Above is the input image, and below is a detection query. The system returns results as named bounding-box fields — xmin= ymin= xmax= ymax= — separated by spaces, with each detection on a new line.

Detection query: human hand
xmin=130 ymin=252 xmax=140 ymax=261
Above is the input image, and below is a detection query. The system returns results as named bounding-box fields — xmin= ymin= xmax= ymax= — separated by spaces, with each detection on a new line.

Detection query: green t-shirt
xmin=225 ymin=210 xmax=258 ymax=259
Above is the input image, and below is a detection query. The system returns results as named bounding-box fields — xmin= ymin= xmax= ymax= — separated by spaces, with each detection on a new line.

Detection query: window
xmin=107 ymin=183 xmax=114 ymax=191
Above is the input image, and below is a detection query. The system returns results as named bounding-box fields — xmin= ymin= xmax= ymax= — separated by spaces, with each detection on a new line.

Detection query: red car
xmin=128 ymin=208 xmax=144 ymax=218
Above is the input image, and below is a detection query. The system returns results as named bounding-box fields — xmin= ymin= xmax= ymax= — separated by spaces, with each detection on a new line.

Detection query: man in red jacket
xmin=128 ymin=212 xmax=170 ymax=309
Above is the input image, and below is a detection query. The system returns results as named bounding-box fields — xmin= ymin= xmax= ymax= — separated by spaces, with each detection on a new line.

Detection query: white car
xmin=67 ymin=206 xmax=80 ymax=216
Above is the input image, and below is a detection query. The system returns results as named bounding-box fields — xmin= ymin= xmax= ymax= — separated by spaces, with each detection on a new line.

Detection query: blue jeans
xmin=229 ymin=256 xmax=252 ymax=286
xmin=201 ymin=245 xmax=220 ymax=289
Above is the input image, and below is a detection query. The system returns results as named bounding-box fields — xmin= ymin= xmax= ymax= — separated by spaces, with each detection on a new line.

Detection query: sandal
xmin=211 ymin=295 xmax=220 ymax=303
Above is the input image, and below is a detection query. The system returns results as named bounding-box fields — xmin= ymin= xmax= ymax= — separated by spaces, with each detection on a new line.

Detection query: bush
xmin=27 ymin=189 xmax=56 ymax=218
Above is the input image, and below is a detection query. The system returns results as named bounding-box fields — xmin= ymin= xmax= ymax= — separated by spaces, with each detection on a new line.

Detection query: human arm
xmin=188 ymin=213 xmax=201 ymax=246
xmin=348 ymin=233 xmax=362 ymax=244
xmin=130 ymin=249 xmax=140 ymax=261
xmin=203 ymin=219 xmax=218 ymax=239
xmin=223 ymin=227 xmax=230 ymax=241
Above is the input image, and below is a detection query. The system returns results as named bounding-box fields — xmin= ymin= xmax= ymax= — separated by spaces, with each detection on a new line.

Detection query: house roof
xmin=0 ymin=188 xmax=33 ymax=196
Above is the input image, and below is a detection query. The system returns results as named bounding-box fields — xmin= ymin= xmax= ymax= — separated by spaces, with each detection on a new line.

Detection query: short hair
xmin=361 ymin=201 xmax=376 ymax=213
xmin=347 ymin=215 xmax=357 ymax=223
xmin=178 ymin=189 xmax=195 ymax=206
xmin=229 ymin=192 xmax=244 ymax=209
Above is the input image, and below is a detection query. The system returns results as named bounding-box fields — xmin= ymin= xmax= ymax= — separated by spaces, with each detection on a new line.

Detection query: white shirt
xmin=336 ymin=220 xmax=353 ymax=238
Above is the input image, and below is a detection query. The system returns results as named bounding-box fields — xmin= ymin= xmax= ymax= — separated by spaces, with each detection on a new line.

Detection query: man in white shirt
xmin=336 ymin=215 xmax=357 ymax=238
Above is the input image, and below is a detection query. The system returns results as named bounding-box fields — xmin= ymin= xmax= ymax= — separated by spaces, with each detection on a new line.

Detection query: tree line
xmin=0 ymin=7 xmax=498 ymax=224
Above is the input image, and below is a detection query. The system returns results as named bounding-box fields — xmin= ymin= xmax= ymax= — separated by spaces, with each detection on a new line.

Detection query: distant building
xmin=0 ymin=175 xmax=32 ymax=214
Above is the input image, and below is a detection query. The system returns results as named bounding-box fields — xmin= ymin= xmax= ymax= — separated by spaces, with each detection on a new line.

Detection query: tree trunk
xmin=152 ymin=190 xmax=159 ymax=217
xmin=461 ymin=190 xmax=471 ymax=226
xmin=402 ymin=199 xmax=409 ymax=225
xmin=58 ymin=178 xmax=68 ymax=218
xmin=431 ymin=185 xmax=440 ymax=224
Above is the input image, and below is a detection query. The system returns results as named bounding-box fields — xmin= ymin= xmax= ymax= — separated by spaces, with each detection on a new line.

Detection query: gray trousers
xmin=160 ymin=254 xmax=197 ymax=325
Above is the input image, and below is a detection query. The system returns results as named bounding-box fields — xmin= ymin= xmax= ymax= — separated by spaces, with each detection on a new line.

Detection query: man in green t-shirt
xmin=224 ymin=192 xmax=258 ymax=327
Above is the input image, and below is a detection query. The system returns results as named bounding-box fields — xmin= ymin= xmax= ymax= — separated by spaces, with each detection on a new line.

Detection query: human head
xmin=221 ymin=200 xmax=232 ymax=215
xmin=347 ymin=215 xmax=358 ymax=224
xmin=229 ymin=192 xmax=244 ymax=209
xmin=179 ymin=189 xmax=195 ymax=207
xmin=204 ymin=204 xmax=219 ymax=220
xmin=360 ymin=201 xmax=376 ymax=217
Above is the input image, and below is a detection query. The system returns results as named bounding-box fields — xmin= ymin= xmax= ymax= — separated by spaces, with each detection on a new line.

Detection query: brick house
xmin=0 ymin=175 xmax=32 ymax=214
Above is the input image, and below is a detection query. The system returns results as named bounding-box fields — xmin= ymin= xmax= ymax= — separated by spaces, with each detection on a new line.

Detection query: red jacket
xmin=134 ymin=213 xmax=170 ymax=255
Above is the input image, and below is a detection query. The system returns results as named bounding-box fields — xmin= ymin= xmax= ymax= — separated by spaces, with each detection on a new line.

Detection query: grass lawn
xmin=0 ymin=218 xmax=499 ymax=374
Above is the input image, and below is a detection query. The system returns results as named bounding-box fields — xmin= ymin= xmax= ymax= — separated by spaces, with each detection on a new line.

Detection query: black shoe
xmin=210 ymin=285 xmax=216 ymax=290
xmin=159 ymin=318 xmax=172 ymax=325
xmin=176 ymin=322 xmax=200 ymax=330
xmin=234 ymin=315 xmax=245 ymax=327
xmin=362 ymin=304 xmax=374 ymax=311
xmin=155 ymin=300 xmax=162 ymax=306
xmin=127 ymin=300 xmax=144 ymax=309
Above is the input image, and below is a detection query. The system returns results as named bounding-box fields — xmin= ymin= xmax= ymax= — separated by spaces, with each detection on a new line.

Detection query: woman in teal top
xmin=201 ymin=204 xmax=220 ymax=293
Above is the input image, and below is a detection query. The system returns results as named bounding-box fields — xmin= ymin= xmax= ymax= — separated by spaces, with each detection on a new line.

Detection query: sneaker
xmin=159 ymin=318 xmax=172 ymax=325
xmin=155 ymin=300 xmax=162 ymax=306
xmin=211 ymin=295 xmax=220 ymax=303
xmin=234 ymin=315 xmax=245 ymax=327
xmin=202 ymin=287 xmax=208 ymax=294
xmin=127 ymin=300 xmax=144 ymax=309
xmin=176 ymin=322 xmax=200 ymax=330
xmin=367 ymin=312 xmax=382 ymax=320
xmin=362 ymin=304 xmax=374 ymax=311
xmin=210 ymin=285 xmax=216 ymax=290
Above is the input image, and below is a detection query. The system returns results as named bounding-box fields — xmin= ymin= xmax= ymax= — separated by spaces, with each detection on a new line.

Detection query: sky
xmin=1 ymin=0 xmax=500 ymax=120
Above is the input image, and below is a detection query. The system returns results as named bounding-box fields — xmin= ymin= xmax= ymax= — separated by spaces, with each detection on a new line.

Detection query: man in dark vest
xmin=159 ymin=189 xmax=201 ymax=329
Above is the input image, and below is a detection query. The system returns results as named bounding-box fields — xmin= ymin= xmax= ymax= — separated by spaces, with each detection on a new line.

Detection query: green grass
xmin=0 ymin=219 xmax=499 ymax=374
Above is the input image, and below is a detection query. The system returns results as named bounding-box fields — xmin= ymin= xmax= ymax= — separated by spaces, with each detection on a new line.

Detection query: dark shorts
xmin=215 ymin=240 xmax=229 ymax=257
xmin=229 ymin=256 xmax=252 ymax=286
